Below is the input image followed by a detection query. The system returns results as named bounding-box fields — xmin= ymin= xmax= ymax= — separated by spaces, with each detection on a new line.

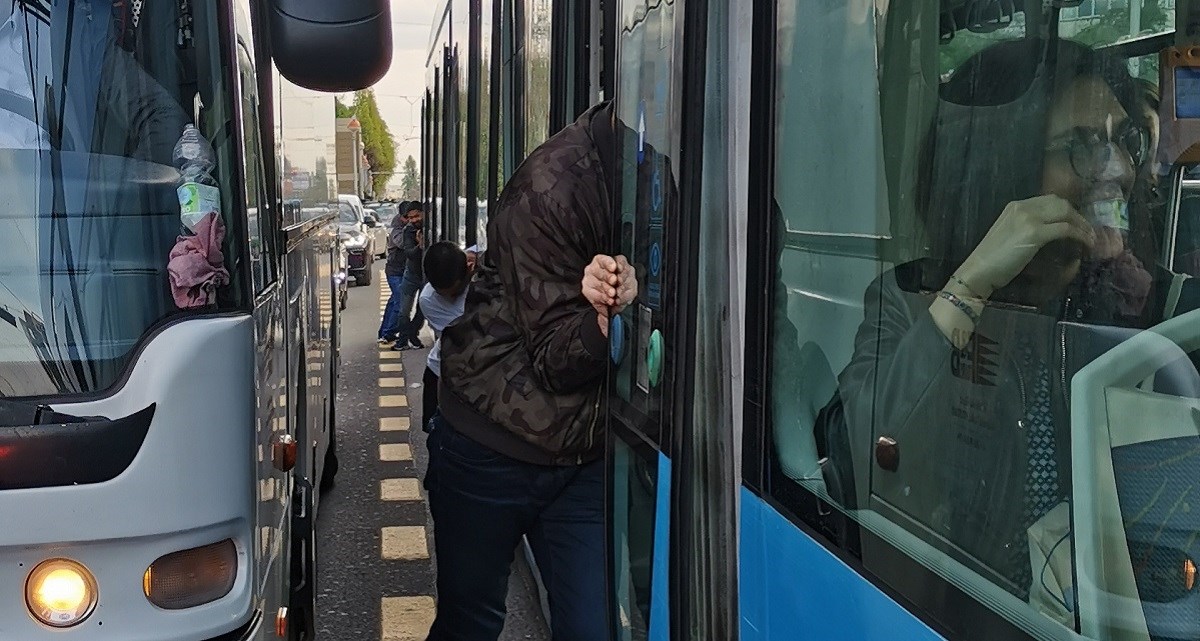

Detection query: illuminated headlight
xmin=143 ymin=539 xmax=237 ymax=610
xmin=25 ymin=559 xmax=98 ymax=628
xmin=342 ymin=233 xmax=367 ymax=249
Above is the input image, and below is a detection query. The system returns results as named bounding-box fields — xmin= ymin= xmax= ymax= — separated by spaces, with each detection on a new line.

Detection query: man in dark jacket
xmin=427 ymin=101 xmax=636 ymax=641
xmin=379 ymin=201 xmax=428 ymax=347
xmin=377 ymin=202 xmax=411 ymax=342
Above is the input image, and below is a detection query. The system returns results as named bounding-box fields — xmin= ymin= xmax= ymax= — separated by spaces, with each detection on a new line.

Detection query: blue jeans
xmin=378 ymin=275 xmax=406 ymax=340
xmin=378 ymin=276 xmax=425 ymax=340
xmin=424 ymin=413 xmax=607 ymax=641
xmin=396 ymin=278 xmax=425 ymax=342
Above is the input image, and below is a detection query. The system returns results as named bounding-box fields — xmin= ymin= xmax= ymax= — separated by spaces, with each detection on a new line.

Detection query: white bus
xmin=0 ymin=0 xmax=390 ymax=639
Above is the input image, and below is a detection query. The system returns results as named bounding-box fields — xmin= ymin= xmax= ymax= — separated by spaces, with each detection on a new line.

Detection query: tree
xmin=334 ymin=97 xmax=354 ymax=119
xmin=345 ymin=89 xmax=397 ymax=196
xmin=400 ymin=155 xmax=420 ymax=200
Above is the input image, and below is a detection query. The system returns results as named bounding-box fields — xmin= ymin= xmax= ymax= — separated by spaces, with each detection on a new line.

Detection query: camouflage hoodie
xmin=438 ymin=102 xmax=616 ymax=465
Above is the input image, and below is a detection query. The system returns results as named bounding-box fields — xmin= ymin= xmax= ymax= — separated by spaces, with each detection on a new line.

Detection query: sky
xmin=347 ymin=0 xmax=441 ymax=195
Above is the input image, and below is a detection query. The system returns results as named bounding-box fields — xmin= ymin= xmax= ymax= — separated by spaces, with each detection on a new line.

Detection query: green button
xmin=647 ymin=329 xmax=664 ymax=387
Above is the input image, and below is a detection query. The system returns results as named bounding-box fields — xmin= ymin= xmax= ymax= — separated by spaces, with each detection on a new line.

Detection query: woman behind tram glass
xmin=835 ymin=37 xmax=1198 ymax=610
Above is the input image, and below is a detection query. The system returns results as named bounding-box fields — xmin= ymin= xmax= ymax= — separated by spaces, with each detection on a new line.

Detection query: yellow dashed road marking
xmin=372 ymin=335 xmax=436 ymax=637
xmin=380 ymin=395 xmax=408 ymax=407
xmin=380 ymin=443 xmax=412 ymax=461
xmin=381 ymin=596 xmax=435 ymax=641
xmin=380 ymin=416 xmax=409 ymax=431
xmin=381 ymin=478 xmax=422 ymax=501
xmin=381 ymin=526 xmax=428 ymax=560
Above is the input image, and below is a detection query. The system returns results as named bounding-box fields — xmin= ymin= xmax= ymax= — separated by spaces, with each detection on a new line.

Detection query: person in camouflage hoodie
xmin=425 ymin=101 xmax=636 ymax=641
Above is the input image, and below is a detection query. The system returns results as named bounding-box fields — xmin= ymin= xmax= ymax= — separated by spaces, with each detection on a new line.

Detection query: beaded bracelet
xmin=948 ymin=274 xmax=985 ymax=300
xmin=937 ymin=290 xmax=981 ymax=325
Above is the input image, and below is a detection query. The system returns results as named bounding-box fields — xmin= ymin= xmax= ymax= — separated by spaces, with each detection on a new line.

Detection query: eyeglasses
xmin=1045 ymin=123 xmax=1151 ymax=178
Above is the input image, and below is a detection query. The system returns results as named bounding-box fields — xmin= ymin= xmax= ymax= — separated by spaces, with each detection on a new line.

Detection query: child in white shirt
xmin=418 ymin=243 xmax=475 ymax=429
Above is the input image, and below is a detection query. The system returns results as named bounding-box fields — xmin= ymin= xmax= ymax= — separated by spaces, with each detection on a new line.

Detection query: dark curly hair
xmin=917 ymin=38 xmax=1157 ymax=282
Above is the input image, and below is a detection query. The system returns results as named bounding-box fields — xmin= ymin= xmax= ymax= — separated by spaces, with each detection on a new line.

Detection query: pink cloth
xmin=167 ymin=212 xmax=231 ymax=309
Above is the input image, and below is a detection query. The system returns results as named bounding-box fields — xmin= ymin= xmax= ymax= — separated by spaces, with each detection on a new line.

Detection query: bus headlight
xmin=342 ymin=233 xmax=367 ymax=249
xmin=144 ymin=539 xmax=237 ymax=609
xmin=25 ymin=559 xmax=98 ymax=628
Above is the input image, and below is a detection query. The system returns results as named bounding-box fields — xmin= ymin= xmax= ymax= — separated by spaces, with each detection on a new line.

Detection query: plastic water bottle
xmin=173 ymin=124 xmax=220 ymax=231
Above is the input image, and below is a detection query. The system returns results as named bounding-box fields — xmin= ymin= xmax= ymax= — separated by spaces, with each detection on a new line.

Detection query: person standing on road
xmin=427 ymin=101 xmax=636 ymax=641
xmin=416 ymin=241 xmax=473 ymax=432
xmin=392 ymin=201 xmax=428 ymax=350
xmin=377 ymin=201 xmax=412 ymax=343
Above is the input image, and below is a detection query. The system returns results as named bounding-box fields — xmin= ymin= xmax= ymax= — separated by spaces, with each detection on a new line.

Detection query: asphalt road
xmin=313 ymin=261 xmax=550 ymax=640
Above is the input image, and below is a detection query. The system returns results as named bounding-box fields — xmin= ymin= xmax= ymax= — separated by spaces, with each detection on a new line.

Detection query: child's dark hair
xmin=424 ymin=241 xmax=468 ymax=291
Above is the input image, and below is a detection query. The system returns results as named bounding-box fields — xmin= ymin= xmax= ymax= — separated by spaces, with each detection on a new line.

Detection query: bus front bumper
xmin=206 ymin=610 xmax=263 ymax=641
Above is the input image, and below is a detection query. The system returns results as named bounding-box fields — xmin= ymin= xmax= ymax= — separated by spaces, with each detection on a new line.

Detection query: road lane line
xmin=380 ymin=443 xmax=412 ymax=461
xmin=381 ymin=478 xmax=422 ymax=501
xmin=379 ymin=377 xmax=406 ymax=388
xmin=380 ymin=416 xmax=409 ymax=432
xmin=381 ymin=596 xmax=435 ymax=641
xmin=379 ymin=395 xmax=408 ymax=408
xmin=381 ymin=526 xmax=428 ymax=560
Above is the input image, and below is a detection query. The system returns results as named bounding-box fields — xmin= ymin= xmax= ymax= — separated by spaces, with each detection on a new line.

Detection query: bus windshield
xmin=0 ymin=1 xmax=242 ymax=398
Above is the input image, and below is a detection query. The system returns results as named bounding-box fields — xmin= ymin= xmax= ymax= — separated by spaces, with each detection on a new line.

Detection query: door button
xmin=610 ymin=315 xmax=626 ymax=364
xmin=647 ymin=330 xmax=664 ymax=387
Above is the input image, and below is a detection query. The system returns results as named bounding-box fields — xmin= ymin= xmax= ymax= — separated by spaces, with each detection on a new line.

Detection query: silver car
xmin=363 ymin=207 xmax=389 ymax=258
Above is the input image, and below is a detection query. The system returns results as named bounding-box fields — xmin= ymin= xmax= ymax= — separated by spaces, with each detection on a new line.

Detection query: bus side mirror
xmin=266 ymin=0 xmax=392 ymax=92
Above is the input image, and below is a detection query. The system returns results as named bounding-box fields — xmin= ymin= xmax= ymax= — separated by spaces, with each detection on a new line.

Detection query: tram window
xmin=523 ymin=0 xmax=553 ymax=151
xmin=763 ymin=0 xmax=1200 ymax=638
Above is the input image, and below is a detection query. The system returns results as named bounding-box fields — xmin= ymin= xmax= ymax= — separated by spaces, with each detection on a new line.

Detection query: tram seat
xmin=772 ymin=252 xmax=880 ymax=510
xmin=772 ymin=340 xmax=837 ymax=485
xmin=0 ymin=151 xmax=183 ymax=379
xmin=49 ymin=153 xmax=181 ymax=352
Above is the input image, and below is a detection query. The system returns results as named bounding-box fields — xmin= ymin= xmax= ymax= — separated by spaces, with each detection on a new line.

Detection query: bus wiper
xmin=0 ymin=398 xmax=101 ymax=428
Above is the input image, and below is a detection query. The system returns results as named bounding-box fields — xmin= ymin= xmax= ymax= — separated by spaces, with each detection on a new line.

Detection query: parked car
xmin=363 ymin=207 xmax=388 ymax=258
xmin=337 ymin=194 xmax=377 ymax=286
xmin=373 ymin=202 xmax=401 ymax=228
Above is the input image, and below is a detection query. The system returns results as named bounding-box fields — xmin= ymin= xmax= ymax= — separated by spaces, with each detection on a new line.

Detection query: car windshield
xmin=0 ymin=1 xmax=242 ymax=397
xmin=377 ymin=204 xmax=399 ymax=223
xmin=338 ymin=202 xmax=358 ymax=223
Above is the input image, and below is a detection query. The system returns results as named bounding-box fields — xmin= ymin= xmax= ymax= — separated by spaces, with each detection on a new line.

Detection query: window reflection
xmin=765 ymin=0 xmax=1200 ymax=639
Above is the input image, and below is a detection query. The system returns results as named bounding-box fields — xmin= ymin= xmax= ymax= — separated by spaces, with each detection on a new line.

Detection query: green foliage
xmin=937 ymin=0 xmax=1172 ymax=81
xmin=351 ymin=89 xmax=397 ymax=197
xmin=939 ymin=31 xmax=1011 ymax=76
xmin=1070 ymin=0 xmax=1171 ymax=49
xmin=334 ymin=97 xmax=354 ymax=119
xmin=401 ymin=155 xmax=420 ymax=200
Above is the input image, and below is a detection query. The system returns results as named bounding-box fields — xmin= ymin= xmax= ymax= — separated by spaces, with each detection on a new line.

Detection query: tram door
xmin=605 ymin=0 xmax=687 ymax=639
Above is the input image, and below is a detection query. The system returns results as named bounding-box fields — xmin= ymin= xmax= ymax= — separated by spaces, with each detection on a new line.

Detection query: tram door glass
xmin=753 ymin=0 xmax=1200 ymax=638
xmin=607 ymin=0 xmax=680 ymax=639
